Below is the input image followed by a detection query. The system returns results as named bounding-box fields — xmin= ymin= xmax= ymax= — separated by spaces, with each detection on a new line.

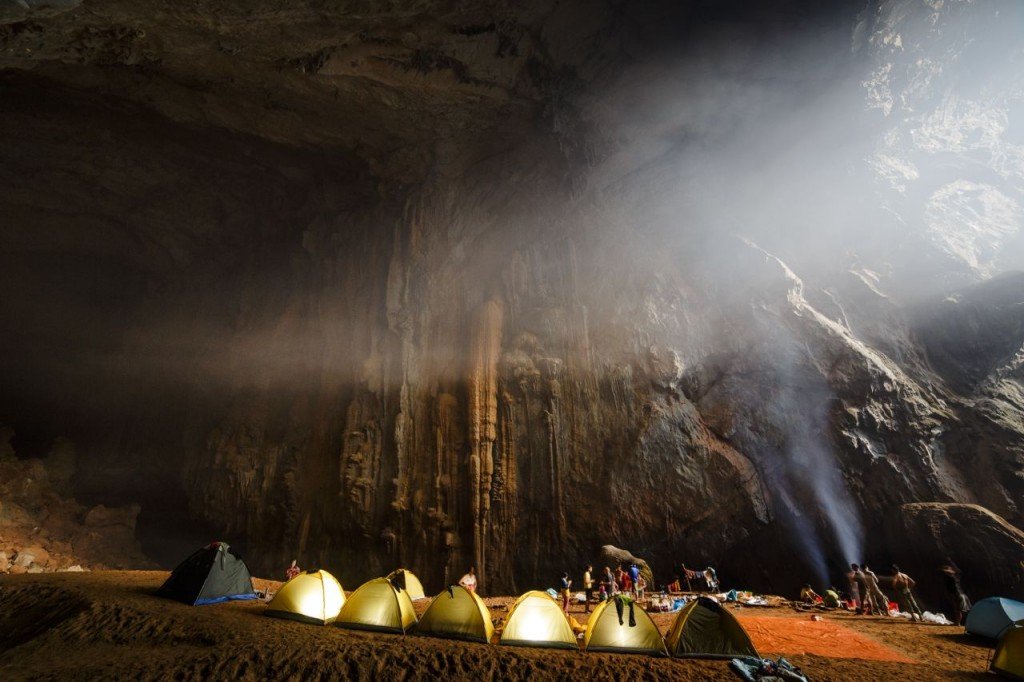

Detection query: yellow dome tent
xmin=415 ymin=585 xmax=494 ymax=643
xmin=499 ymin=590 xmax=578 ymax=650
xmin=992 ymin=624 xmax=1024 ymax=680
xmin=386 ymin=568 xmax=426 ymax=600
xmin=265 ymin=569 xmax=345 ymax=625
xmin=665 ymin=597 xmax=759 ymax=659
xmin=583 ymin=596 xmax=667 ymax=656
xmin=337 ymin=577 xmax=417 ymax=633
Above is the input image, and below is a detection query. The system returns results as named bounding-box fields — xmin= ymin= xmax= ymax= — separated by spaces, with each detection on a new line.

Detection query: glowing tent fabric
xmin=337 ymin=577 xmax=417 ymax=633
xmin=992 ymin=624 xmax=1024 ymax=680
xmin=583 ymin=596 xmax=667 ymax=656
xmin=416 ymin=585 xmax=494 ymax=643
xmin=499 ymin=591 xmax=578 ymax=650
xmin=966 ymin=597 xmax=1024 ymax=640
xmin=387 ymin=568 xmax=426 ymax=600
xmin=665 ymin=597 xmax=759 ymax=659
xmin=265 ymin=569 xmax=345 ymax=625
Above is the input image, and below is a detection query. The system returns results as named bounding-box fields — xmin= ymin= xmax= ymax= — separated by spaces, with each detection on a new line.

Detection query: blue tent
xmin=965 ymin=597 xmax=1024 ymax=639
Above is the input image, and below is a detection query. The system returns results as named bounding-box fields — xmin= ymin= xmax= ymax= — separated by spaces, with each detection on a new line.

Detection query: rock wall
xmin=0 ymin=0 xmax=1021 ymax=602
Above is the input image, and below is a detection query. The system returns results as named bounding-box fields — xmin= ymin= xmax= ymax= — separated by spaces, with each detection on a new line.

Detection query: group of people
xmin=799 ymin=561 xmax=972 ymax=625
xmin=555 ymin=563 xmax=649 ymax=614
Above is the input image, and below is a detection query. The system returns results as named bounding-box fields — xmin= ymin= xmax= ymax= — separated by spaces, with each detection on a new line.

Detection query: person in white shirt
xmin=458 ymin=566 xmax=478 ymax=593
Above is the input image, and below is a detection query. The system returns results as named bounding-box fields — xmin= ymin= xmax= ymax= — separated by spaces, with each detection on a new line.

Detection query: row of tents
xmin=153 ymin=543 xmax=759 ymax=658
xmin=154 ymin=543 xmax=1024 ymax=674
xmin=265 ymin=567 xmax=760 ymax=658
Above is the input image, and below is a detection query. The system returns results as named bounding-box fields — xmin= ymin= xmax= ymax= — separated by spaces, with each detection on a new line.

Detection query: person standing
xmin=940 ymin=563 xmax=971 ymax=626
xmin=891 ymin=565 xmax=924 ymax=622
xmin=635 ymin=574 xmax=647 ymax=602
xmin=560 ymin=572 xmax=573 ymax=614
xmin=285 ymin=559 xmax=301 ymax=581
xmin=583 ymin=565 xmax=594 ymax=613
xmin=459 ymin=566 xmax=478 ymax=593
xmin=854 ymin=564 xmax=875 ymax=615
xmin=628 ymin=563 xmax=641 ymax=598
xmin=863 ymin=565 xmax=890 ymax=616
xmin=847 ymin=564 xmax=863 ymax=613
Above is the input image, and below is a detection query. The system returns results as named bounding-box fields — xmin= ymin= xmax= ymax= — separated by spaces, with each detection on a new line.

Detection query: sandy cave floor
xmin=0 ymin=571 xmax=998 ymax=681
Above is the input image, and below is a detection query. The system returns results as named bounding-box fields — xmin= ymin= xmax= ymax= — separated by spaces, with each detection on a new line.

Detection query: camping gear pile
xmin=729 ymin=657 xmax=808 ymax=682
xmin=156 ymin=545 xmax=767 ymax=660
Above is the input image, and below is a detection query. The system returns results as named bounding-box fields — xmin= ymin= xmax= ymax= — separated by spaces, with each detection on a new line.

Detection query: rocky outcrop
xmin=0 ymin=429 xmax=150 ymax=574
xmin=600 ymin=546 xmax=654 ymax=588
xmin=884 ymin=503 xmax=1024 ymax=604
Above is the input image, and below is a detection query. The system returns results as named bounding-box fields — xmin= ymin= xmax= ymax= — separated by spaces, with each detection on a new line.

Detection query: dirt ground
xmin=0 ymin=572 xmax=998 ymax=681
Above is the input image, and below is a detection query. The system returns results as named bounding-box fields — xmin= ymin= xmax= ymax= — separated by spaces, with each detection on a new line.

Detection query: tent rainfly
xmin=337 ymin=577 xmax=417 ymax=633
xmin=583 ymin=595 xmax=668 ymax=656
xmin=665 ymin=597 xmax=759 ymax=659
xmin=499 ymin=590 xmax=578 ymax=650
xmin=415 ymin=585 xmax=494 ymax=643
xmin=386 ymin=568 xmax=427 ymax=600
xmin=265 ymin=569 xmax=345 ymax=625
xmin=157 ymin=542 xmax=258 ymax=606
xmin=966 ymin=597 xmax=1024 ymax=640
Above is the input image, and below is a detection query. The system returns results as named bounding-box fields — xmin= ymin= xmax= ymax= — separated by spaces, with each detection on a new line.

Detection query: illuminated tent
xmin=499 ymin=590 xmax=578 ymax=650
xmin=265 ymin=569 xmax=345 ymax=625
xmin=415 ymin=585 xmax=494 ymax=643
xmin=966 ymin=597 xmax=1024 ymax=640
xmin=157 ymin=542 xmax=258 ymax=606
xmin=386 ymin=568 xmax=426 ymax=600
xmin=992 ymin=624 xmax=1024 ymax=680
xmin=583 ymin=596 xmax=667 ymax=656
xmin=666 ymin=597 xmax=759 ymax=659
xmin=337 ymin=577 xmax=417 ymax=633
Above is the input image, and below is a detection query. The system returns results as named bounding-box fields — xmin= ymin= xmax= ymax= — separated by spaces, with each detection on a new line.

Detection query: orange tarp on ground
xmin=736 ymin=616 xmax=914 ymax=663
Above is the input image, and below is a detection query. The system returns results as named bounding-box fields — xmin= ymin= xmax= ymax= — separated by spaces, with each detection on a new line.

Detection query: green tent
xmin=992 ymin=624 xmax=1024 ymax=680
xmin=665 ymin=597 xmax=759 ymax=659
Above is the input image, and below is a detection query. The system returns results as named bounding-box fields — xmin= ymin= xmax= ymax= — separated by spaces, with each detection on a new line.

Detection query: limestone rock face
xmin=0 ymin=0 xmax=1021 ymax=601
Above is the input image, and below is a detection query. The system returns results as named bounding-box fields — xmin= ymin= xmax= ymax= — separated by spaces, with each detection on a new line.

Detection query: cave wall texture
xmin=1 ymin=0 xmax=1022 ymax=601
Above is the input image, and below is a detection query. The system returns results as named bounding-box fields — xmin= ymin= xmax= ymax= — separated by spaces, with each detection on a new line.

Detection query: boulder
xmin=599 ymin=545 xmax=655 ymax=588
xmin=883 ymin=503 xmax=1024 ymax=605
xmin=84 ymin=504 xmax=139 ymax=531
xmin=17 ymin=545 xmax=50 ymax=568
xmin=13 ymin=551 xmax=35 ymax=568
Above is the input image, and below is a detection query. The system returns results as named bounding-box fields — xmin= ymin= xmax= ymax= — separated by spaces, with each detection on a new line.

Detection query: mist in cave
xmin=1 ymin=0 xmax=1022 ymax=633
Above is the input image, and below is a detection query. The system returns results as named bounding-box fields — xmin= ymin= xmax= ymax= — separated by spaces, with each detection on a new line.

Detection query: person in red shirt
xmin=285 ymin=559 xmax=301 ymax=581
xmin=616 ymin=565 xmax=632 ymax=594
